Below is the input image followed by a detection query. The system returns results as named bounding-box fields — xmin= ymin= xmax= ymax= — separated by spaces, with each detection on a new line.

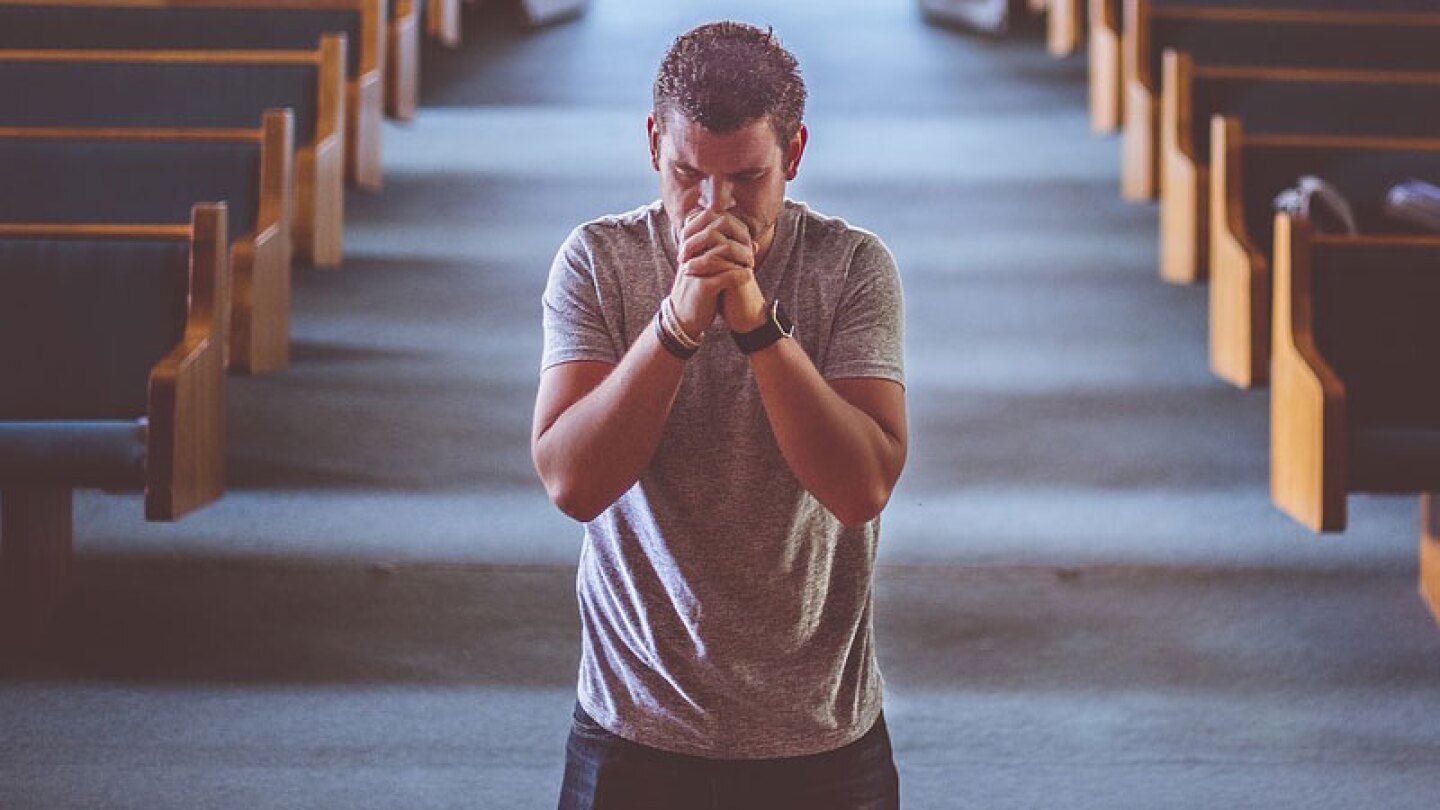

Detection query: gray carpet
xmin=4 ymin=1 xmax=1440 ymax=808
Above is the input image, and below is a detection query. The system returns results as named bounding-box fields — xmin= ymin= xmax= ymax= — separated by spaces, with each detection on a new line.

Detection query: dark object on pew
xmin=0 ymin=0 xmax=388 ymax=188
xmin=1121 ymin=0 xmax=1440 ymax=202
xmin=1272 ymin=176 xmax=1357 ymax=237
xmin=0 ymin=40 xmax=346 ymax=267
xmin=514 ymin=0 xmax=589 ymax=28
xmin=1385 ymin=180 xmax=1440 ymax=234
xmin=0 ymin=110 xmax=295 ymax=374
xmin=919 ymin=0 xmax=1020 ymax=35
xmin=1208 ymin=121 xmax=1440 ymax=389
xmin=0 ymin=205 xmax=228 ymax=647
xmin=1159 ymin=54 xmax=1440 ymax=285
xmin=1269 ymin=212 xmax=1440 ymax=622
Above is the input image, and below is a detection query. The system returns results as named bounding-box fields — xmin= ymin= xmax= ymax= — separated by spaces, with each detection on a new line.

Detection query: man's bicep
xmin=831 ymin=377 xmax=908 ymax=450
xmin=532 ymin=361 xmax=616 ymax=446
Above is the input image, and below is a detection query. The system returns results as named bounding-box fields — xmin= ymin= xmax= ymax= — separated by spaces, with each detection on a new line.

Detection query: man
xmin=532 ymin=21 xmax=907 ymax=810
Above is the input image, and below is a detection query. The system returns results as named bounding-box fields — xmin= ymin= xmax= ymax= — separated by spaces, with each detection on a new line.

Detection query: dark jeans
xmin=557 ymin=703 xmax=900 ymax=810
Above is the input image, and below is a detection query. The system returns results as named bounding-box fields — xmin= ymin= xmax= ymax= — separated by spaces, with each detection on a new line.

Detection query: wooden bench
xmin=1161 ymin=54 xmax=1440 ymax=285
xmin=1269 ymin=212 xmax=1440 ymax=622
xmin=1122 ymin=0 xmax=1440 ymax=201
xmin=387 ymin=0 xmax=420 ymax=119
xmin=1047 ymin=0 xmax=1083 ymax=57
xmin=0 ymin=40 xmax=346 ymax=267
xmin=0 ymin=111 xmax=294 ymax=374
xmin=1208 ymin=124 xmax=1440 ymax=389
xmin=0 ymin=0 xmax=387 ymax=190
xmin=1089 ymin=0 xmax=1122 ymax=132
xmin=427 ymin=0 xmax=460 ymax=47
xmin=0 ymin=204 xmax=227 ymax=645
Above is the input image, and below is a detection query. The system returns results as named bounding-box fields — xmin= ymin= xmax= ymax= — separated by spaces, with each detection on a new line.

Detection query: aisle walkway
xmin=4 ymin=3 xmax=1440 ymax=808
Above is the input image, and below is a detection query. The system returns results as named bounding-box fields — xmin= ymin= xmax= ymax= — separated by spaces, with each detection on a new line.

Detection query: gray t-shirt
xmin=541 ymin=198 xmax=905 ymax=759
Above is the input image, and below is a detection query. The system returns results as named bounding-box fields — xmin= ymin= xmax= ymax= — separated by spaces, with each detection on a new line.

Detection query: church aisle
xmin=4 ymin=3 xmax=1439 ymax=809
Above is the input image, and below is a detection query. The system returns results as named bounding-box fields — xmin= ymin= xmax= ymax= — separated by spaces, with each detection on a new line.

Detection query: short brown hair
xmin=652 ymin=22 xmax=807 ymax=148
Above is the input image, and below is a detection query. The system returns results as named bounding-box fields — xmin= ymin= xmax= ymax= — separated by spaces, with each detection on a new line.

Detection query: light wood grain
xmin=1423 ymin=493 xmax=1440 ymax=626
xmin=1089 ymin=0 xmax=1121 ymax=133
xmin=147 ymin=203 xmax=228 ymax=521
xmin=428 ymin=0 xmax=461 ymax=47
xmin=1048 ymin=0 xmax=1081 ymax=58
xmin=1159 ymin=49 xmax=1205 ymax=283
xmin=386 ymin=0 xmax=419 ymax=121
xmin=1269 ymin=212 xmax=1347 ymax=533
xmin=1208 ymin=116 xmax=1267 ymax=389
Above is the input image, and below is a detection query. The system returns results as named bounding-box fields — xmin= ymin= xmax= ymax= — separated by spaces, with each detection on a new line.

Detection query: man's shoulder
xmin=570 ymin=201 xmax=665 ymax=250
xmin=786 ymin=200 xmax=893 ymax=268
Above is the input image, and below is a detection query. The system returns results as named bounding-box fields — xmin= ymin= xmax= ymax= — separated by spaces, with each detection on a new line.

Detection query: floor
xmin=3 ymin=2 xmax=1438 ymax=808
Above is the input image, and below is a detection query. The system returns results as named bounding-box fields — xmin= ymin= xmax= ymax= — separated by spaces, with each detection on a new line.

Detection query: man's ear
xmin=647 ymin=113 xmax=661 ymax=172
xmin=785 ymin=124 xmax=809 ymax=181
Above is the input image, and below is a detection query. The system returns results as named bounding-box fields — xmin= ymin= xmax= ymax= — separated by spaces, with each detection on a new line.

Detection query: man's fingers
xmin=683 ymin=243 xmax=752 ymax=277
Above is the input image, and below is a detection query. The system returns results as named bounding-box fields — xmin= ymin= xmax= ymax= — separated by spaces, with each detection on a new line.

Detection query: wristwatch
xmin=732 ymin=300 xmax=795 ymax=354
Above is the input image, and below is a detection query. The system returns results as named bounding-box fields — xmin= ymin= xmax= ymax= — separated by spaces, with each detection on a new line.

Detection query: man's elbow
xmin=542 ymin=476 xmax=605 ymax=523
xmin=831 ymin=482 xmax=895 ymax=528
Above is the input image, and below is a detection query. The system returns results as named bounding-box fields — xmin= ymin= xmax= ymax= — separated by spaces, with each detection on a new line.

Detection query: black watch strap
xmin=732 ymin=300 xmax=794 ymax=355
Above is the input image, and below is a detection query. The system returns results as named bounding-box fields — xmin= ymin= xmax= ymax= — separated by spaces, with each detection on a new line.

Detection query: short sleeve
xmin=822 ymin=234 xmax=905 ymax=385
xmin=541 ymin=226 xmax=621 ymax=372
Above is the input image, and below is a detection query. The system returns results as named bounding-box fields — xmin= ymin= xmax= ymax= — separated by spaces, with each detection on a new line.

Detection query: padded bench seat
xmin=0 ymin=421 xmax=147 ymax=489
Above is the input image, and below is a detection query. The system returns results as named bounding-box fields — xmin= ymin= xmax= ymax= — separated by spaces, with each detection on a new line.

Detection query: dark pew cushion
xmin=0 ymin=420 xmax=147 ymax=489
xmin=0 ymin=237 xmax=189 ymax=420
xmin=0 ymin=5 xmax=362 ymax=75
xmin=0 ymin=139 xmax=260 ymax=237
xmin=0 ymin=61 xmax=318 ymax=141
xmin=1311 ymin=240 xmax=1440 ymax=444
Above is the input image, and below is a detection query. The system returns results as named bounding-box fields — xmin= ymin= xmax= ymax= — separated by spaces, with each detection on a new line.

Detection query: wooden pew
xmin=1161 ymin=53 xmax=1440 ymax=285
xmin=0 ymin=39 xmax=346 ymax=267
xmin=0 ymin=111 xmax=294 ymax=374
xmin=1048 ymin=0 xmax=1083 ymax=58
xmin=427 ymin=0 xmax=461 ymax=47
xmin=1209 ymin=124 xmax=1440 ymax=390
xmin=0 ymin=0 xmax=388 ymax=190
xmin=1122 ymin=0 xmax=1440 ymax=201
xmin=387 ymin=0 xmax=420 ymax=120
xmin=1089 ymin=0 xmax=1122 ymax=132
xmin=1269 ymin=212 xmax=1440 ymax=621
xmin=0 ymin=204 xmax=227 ymax=645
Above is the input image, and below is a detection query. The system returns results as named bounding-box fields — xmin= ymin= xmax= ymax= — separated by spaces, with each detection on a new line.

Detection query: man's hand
xmin=671 ymin=210 xmax=767 ymax=336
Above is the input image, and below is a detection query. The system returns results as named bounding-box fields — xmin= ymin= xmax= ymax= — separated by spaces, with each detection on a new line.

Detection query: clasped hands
xmin=669 ymin=209 xmax=768 ymax=340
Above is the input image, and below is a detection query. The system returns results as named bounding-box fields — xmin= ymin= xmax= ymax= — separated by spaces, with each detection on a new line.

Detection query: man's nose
xmin=699 ymin=177 xmax=734 ymax=212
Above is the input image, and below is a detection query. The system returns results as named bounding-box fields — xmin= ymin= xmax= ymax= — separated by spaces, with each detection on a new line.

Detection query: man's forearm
xmin=534 ymin=327 xmax=686 ymax=522
xmin=748 ymin=338 xmax=906 ymax=527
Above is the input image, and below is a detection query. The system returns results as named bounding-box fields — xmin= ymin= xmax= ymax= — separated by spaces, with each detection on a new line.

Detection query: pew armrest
xmin=1269 ymin=213 xmax=1347 ymax=533
xmin=146 ymin=204 xmax=228 ymax=521
xmin=1209 ymin=116 xmax=1271 ymax=388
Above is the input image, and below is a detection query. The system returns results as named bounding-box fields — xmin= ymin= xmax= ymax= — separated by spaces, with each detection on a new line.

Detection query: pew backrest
xmin=1217 ymin=127 xmax=1440 ymax=261
xmin=0 ymin=112 xmax=293 ymax=244
xmin=0 ymin=43 xmax=342 ymax=148
xmin=0 ymin=0 xmax=383 ymax=82
xmin=0 ymin=205 xmax=228 ymax=518
xmin=1131 ymin=0 xmax=1440 ymax=97
xmin=1174 ymin=54 xmax=1440 ymax=167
